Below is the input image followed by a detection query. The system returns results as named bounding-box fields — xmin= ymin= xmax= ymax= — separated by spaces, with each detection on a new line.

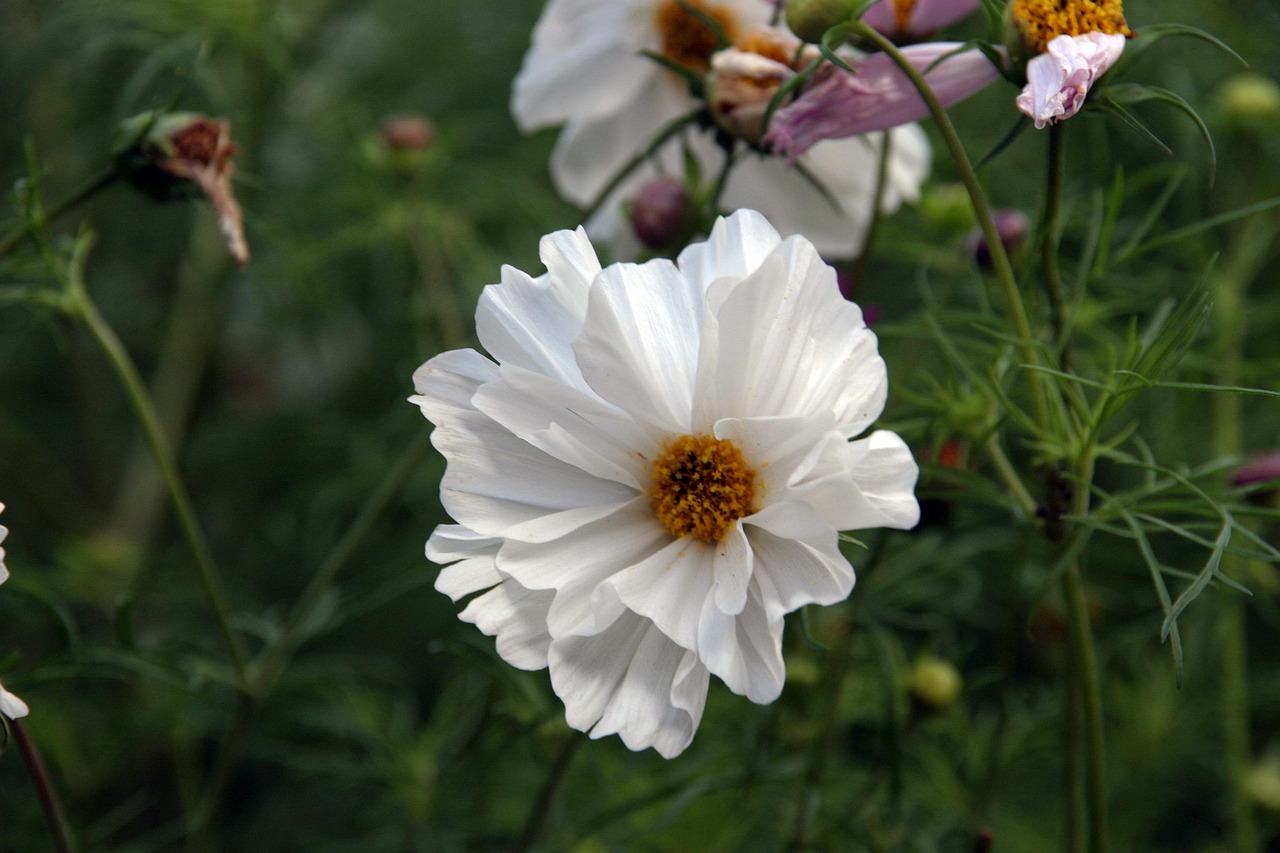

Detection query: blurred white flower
xmin=511 ymin=0 xmax=930 ymax=259
xmin=413 ymin=210 xmax=920 ymax=757
xmin=0 ymin=679 xmax=27 ymax=720
xmin=1 ymin=502 xmax=8 ymax=586
xmin=1015 ymin=32 xmax=1126 ymax=128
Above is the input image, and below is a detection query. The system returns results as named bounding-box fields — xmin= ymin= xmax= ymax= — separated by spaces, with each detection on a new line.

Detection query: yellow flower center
xmin=1009 ymin=0 xmax=1133 ymax=54
xmin=650 ymin=434 xmax=757 ymax=543
xmin=654 ymin=0 xmax=740 ymax=73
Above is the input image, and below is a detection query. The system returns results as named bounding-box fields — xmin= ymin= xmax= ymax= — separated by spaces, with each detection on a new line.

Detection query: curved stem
xmin=11 ymin=718 xmax=79 ymax=853
xmin=68 ymin=280 xmax=249 ymax=676
xmin=982 ymin=435 xmax=1038 ymax=521
xmin=852 ymin=23 xmax=1050 ymax=431
xmin=845 ymin=131 xmax=893 ymax=295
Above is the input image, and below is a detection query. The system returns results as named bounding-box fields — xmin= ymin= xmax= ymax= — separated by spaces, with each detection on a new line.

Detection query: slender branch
xmin=852 ymin=23 xmax=1051 ymax=431
xmin=68 ymin=281 xmax=249 ymax=675
xmin=1063 ymin=599 xmax=1085 ymax=853
xmin=11 ymin=718 xmax=79 ymax=853
xmin=982 ymin=435 xmax=1038 ymax=520
xmin=0 ymin=167 xmax=121 ymax=259
xmin=510 ymin=734 xmax=581 ymax=853
xmin=183 ymin=692 xmax=258 ymax=849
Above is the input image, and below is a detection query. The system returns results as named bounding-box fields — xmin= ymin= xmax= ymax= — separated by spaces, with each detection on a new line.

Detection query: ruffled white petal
xmin=574 ymin=259 xmax=704 ymax=434
xmin=0 ymin=680 xmax=27 ymax=720
xmin=549 ymin=609 xmax=710 ymax=758
xmin=696 ymin=579 xmax=785 ymax=702
xmin=695 ymin=233 xmax=887 ymax=434
xmin=459 ymin=578 xmax=556 ymax=670
xmin=429 ymin=525 xmax=503 ymax=601
xmin=745 ymin=503 xmax=855 ymax=617
xmin=0 ymin=502 xmax=8 ymax=585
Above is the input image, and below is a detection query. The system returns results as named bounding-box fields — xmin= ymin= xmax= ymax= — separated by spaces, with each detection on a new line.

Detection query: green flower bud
xmin=907 ymin=655 xmax=962 ymax=711
xmin=785 ymin=0 xmax=861 ymax=45
xmin=1218 ymin=73 xmax=1280 ymax=129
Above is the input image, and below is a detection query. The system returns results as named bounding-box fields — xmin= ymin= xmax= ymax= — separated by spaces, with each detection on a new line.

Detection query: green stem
xmin=1062 ymin=559 xmax=1105 ymax=853
xmin=853 ymin=23 xmax=1051 ymax=431
xmin=11 ymin=718 xmax=79 ymax=853
xmin=67 ymin=277 xmax=249 ymax=676
xmin=845 ymin=131 xmax=893 ymax=295
xmin=1042 ymin=124 xmax=1071 ymax=367
xmin=1063 ymin=599 xmax=1085 ymax=853
xmin=510 ymin=734 xmax=581 ymax=853
xmin=982 ymin=435 xmax=1038 ymax=521
xmin=0 ymin=167 xmax=120 ymax=259
xmin=183 ymin=692 xmax=258 ymax=849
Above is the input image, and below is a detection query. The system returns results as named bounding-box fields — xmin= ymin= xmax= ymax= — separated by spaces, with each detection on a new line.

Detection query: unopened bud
xmin=919 ymin=183 xmax=975 ymax=232
xmin=967 ymin=209 xmax=1029 ymax=271
xmin=1218 ymin=73 xmax=1280 ymax=129
xmin=1244 ymin=759 xmax=1280 ymax=811
xmin=785 ymin=0 xmax=861 ymax=44
xmin=629 ymin=177 xmax=695 ymax=250
xmin=908 ymin=655 xmax=962 ymax=711
xmin=380 ymin=115 xmax=436 ymax=151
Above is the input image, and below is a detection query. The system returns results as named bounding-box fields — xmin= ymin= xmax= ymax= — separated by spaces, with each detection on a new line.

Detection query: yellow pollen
xmin=654 ymin=0 xmax=740 ymax=73
xmin=1010 ymin=0 xmax=1133 ymax=54
xmin=650 ymin=434 xmax=757 ymax=543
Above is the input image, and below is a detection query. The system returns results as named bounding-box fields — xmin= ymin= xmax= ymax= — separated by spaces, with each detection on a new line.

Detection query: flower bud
xmin=1218 ymin=73 xmax=1280 ymax=129
xmin=707 ymin=47 xmax=795 ymax=144
xmin=919 ymin=183 xmax=975 ymax=232
xmin=629 ymin=177 xmax=695 ymax=250
xmin=907 ymin=655 xmax=962 ymax=711
xmin=967 ymin=209 xmax=1029 ymax=272
xmin=374 ymin=114 xmax=439 ymax=175
xmin=785 ymin=0 xmax=861 ymax=44
xmin=1244 ymin=759 xmax=1280 ymax=811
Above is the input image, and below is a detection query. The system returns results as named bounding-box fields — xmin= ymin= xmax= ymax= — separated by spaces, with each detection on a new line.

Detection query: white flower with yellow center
xmin=512 ymin=0 xmax=931 ymax=259
xmin=412 ymin=210 xmax=920 ymax=757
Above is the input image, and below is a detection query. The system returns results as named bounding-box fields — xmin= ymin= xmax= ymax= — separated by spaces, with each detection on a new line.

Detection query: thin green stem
xmin=982 ymin=435 xmax=1038 ymax=520
xmin=11 ymin=718 xmax=79 ymax=853
xmin=0 ymin=167 xmax=120 ymax=259
xmin=845 ymin=131 xmax=893 ymax=295
xmin=68 ymin=281 xmax=249 ymax=675
xmin=1042 ymin=124 xmax=1071 ymax=368
xmin=183 ymin=692 xmax=258 ymax=849
xmin=510 ymin=734 xmax=581 ymax=853
xmin=853 ymin=23 xmax=1051 ymax=431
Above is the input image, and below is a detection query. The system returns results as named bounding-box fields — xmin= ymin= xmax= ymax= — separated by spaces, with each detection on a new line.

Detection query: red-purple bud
xmin=380 ymin=115 xmax=437 ymax=152
xmin=967 ymin=209 xmax=1029 ymax=271
xmin=1233 ymin=452 xmax=1280 ymax=489
xmin=629 ymin=177 xmax=695 ymax=250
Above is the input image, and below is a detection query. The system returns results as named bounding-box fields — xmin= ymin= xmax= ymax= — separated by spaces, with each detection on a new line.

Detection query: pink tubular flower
xmin=862 ymin=0 xmax=980 ymax=41
xmin=1015 ymin=32 xmax=1126 ymax=129
xmin=764 ymin=43 xmax=1000 ymax=161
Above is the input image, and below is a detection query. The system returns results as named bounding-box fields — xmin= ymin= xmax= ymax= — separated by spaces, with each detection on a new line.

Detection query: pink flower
xmin=764 ymin=43 xmax=1000 ymax=161
xmin=1015 ymin=32 xmax=1126 ymax=129
xmin=861 ymin=0 xmax=979 ymax=41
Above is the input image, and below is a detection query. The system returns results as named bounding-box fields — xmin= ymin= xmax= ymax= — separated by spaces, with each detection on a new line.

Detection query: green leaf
xmin=1091 ymin=93 xmax=1172 ymax=156
xmin=1104 ymin=83 xmax=1217 ymax=182
xmin=1113 ymin=502 xmax=1184 ymax=684
xmin=1163 ymin=522 xmax=1232 ymax=639
xmin=1115 ymin=194 xmax=1280 ymax=265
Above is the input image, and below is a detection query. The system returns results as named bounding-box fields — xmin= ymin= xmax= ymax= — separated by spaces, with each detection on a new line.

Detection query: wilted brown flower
xmin=154 ymin=117 xmax=249 ymax=266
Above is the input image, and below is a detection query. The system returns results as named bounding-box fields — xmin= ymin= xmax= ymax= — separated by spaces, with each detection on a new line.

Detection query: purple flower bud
xmin=380 ymin=115 xmax=437 ymax=152
xmin=1232 ymin=452 xmax=1280 ymax=489
xmin=967 ymin=209 xmax=1029 ymax=271
xmin=629 ymin=177 xmax=695 ymax=250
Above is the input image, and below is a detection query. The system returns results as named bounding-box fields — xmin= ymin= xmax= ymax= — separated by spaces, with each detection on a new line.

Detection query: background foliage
xmin=2 ymin=0 xmax=1279 ymax=850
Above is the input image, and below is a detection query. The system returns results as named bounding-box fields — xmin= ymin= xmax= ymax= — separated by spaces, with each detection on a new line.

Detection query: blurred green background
xmin=2 ymin=0 xmax=1279 ymax=850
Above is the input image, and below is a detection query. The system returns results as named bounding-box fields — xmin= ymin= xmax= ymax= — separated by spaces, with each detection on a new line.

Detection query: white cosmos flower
xmin=0 ymin=678 xmax=28 ymax=720
xmin=412 ymin=210 xmax=920 ymax=757
xmin=512 ymin=0 xmax=931 ymax=259
xmin=1016 ymin=32 xmax=1126 ymax=129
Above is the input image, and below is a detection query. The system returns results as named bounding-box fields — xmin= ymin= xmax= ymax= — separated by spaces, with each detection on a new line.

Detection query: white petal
xmin=549 ymin=610 xmax=710 ymax=758
xmin=538 ymin=227 xmax=600 ymax=320
xmin=460 ymin=579 xmax=555 ymax=670
xmin=512 ymin=0 xmax=654 ymax=131
xmin=841 ymin=430 xmax=922 ymax=530
xmin=472 ymin=365 xmax=659 ymax=490
xmin=712 ymin=523 xmax=753 ymax=616
xmin=410 ymin=348 xmax=497 ymax=422
xmin=744 ymin=503 xmax=855 ymax=618
xmin=0 ymin=680 xmax=28 ymax=719
xmin=498 ymin=498 xmax=670 ymax=636
xmin=675 ymin=208 xmax=782 ymax=303
xmin=603 ymin=537 xmax=716 ymax=652
xmin=697 ymin=579 xmax=785 ymax=703
xmin=429 ymin=525 xmax=503 ymax=601
xmin=698 ymin=235 xmax=887 ymax=434
xmin=475 ymin=263 xmax=587 ymax=388
xmin=549 ymin=82 xmax=694 ymax=206
xmin=574 ymin=259 xmax=704 ymax=433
